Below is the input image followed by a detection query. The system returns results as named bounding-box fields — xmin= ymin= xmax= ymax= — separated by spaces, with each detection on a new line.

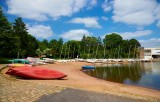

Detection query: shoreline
xmin=1 ymin=62 xmax=160 ymax=101
xmin=20 ymin=62 xmax=160 ymax=101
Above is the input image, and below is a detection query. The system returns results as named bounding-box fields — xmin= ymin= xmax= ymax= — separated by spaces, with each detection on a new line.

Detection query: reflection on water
xmin=83 ymin=62 xmax=160 ymax=90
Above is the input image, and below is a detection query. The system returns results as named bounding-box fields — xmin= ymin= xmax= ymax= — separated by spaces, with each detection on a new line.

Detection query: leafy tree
xmin=57 ymin=38 xmax=63 ymax=54
xmin=0 ymin=7 xmax=11 ymax=34
xmin=0 ymin=7 xmax=19 ymax=57
xmin=103 ymin=33 xmax=123 ymax=50
xmin=13 ymin=17 xmax=38 ymax=58
xmin=97 ymin=37 xmax=102 ymax=45
xmin=43 ymin=48 xmax=51 ymax=57
xmin=36 ymin=38 xmax=64 ymax=58
xmin=13 ymin=17 xmax=29 ymax=58
xmin=42 ymin=39 xmax=49 ymax=48
xmin=62 ymin=40 xmax=80 ymax=59
xmin=38 ymin=39 xmax=49 ymax=52
xmin=80 ymin=36 xmax=100 ymax=58
xmin=27 ymin=34 xmax=39 ymax=57
xmin=120 ymin=40 xmax=129 ymax=58
xmin=128 ymin=39 xmax=141 ymax=49
xmin=128 ymin=39 xmax=141 ymax=58
xmin=36 ymin=48 xmax=51 ymax=58
xmin=48 ymin=39 xmax=61 ymax=58
xmin=36 ymin=48 xmax=42 ymax=57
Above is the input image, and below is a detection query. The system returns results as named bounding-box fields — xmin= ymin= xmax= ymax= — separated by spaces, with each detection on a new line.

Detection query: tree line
xmin=0 ymin=7 xmax=141 ymax=59
xmin=0 ymin=7 xmax=38 ymax=58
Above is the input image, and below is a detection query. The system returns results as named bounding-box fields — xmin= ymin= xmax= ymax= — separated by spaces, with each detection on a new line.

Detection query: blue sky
xmin=0 ymin=0 xmax=160 ymax=48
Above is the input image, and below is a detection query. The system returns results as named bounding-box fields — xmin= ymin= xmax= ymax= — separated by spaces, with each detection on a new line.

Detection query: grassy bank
xmin=0 ymin=58 xmax=12 ymax=64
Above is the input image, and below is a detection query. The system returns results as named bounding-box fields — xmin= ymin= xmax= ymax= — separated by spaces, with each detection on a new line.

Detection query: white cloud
xmin=101 ymin=16 xmax=108 ymax=21
xmin=87 ymin=0 xmax=97 ymax=9
xmin=60 ymin=29 xmax=92 ymax=41
xmin=113 ymin=11 xmax=155 ymax=26
xmin=120 ymin=30 xmax=152 ymax=39
xmin=71 ymin=0 xmax=87 ymax=13
xmin=69 ymin=17 xmax=101 ymax=28
xmin=154 ymin=4 xmax=160 ymax=20
xmin=102 ymin=30 xmax=152 ymax=40
xmin=112 ymin=0 xmax=159 ymax=26
xmin=157 ymin=20 xmax=160 ymax=28
xmin=27 ymin=24 xmax=53 ymax=39
xmin=7 ymin=0 xmax=96 ymax=21
xmin=139 ymin=38 xmax=160 ymax=48
xmin=102 ymin=0 xmax=113 ymax=12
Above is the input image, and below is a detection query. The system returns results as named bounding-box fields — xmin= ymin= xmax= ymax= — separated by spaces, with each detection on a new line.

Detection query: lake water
xmin=83 ymin=62 xmax=160 ymax=90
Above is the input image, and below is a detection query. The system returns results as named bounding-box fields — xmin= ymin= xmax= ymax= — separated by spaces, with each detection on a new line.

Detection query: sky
xmin=0 ymin=0 xmax=160 ymax=48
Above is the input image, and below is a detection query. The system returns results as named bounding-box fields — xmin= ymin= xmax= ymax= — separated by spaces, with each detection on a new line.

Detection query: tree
xmin=37 ymin=38 xmax=64 ymax=58
xmin=13 ymin=17 xmax=28 ymax=58
xmin=128 ymin=39 xmax=141 ymax=48
xmin=48 ymin=39 xmax=59 ymax=58
xmin=42 ymin=39 xmax=49 ymax=48
xmin=103 ymin=33 xmax=123 ymax=49
xmin=13 ymin=17 xmax=38 ymax=58
xmin=0 ymin=7 xmax=11 ymax=35
xmin=57 ymin=38 xmax=64 ymax=58
xmin=27 ymin=34 xmax=39 ymax=57
xmin=80 ymin=36 xmax=100 ymax=58
xmin=128 ymin=39 xmax=141 ymax=58
xmin=64 ymin=40 xmax=81 ymax=59
xmin=57 ymin=38 xmax=63 ymax=53
xmin=43 ymin=48 xmax=51 ymax=57
xmin=120 ymin=40 xmax=129 ymax=58
xmin=36 ymin=48 xmax=42 ymax=57
xmin=0 ymin=7 xmax=19 ymax=57
xmin=38 ymin=39 xmax=49 ymax=51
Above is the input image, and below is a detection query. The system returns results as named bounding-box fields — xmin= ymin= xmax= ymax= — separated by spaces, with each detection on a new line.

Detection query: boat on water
xmin=6 ymin=66 xmax=67 ymax=79
xmin=82 ymin=66 xmax=95 ymax=70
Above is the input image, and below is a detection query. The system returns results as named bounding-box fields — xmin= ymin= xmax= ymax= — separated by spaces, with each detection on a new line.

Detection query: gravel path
xmin=0 ymin=65 xmax=64 ymax=102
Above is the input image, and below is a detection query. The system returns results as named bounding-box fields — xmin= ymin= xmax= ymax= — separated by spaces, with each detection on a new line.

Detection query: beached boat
xmin=8 ymin=59 xmax=31 ymax=64
xmin=82 ymin=66 xmax=95 ymax=70
xmin=6 ymin=66 xmax=67 ymax=79
xmin=7 ymin=64 xmax=32 ymax=67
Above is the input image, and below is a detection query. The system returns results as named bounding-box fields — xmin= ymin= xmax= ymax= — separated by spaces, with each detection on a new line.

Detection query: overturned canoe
xmin=6 ymin=67 xmax=32 ymax=75
xmin=82 ymin=66 xmax=95 ymax=70
xmin=6 ymin=66 xmax=67 ymax=79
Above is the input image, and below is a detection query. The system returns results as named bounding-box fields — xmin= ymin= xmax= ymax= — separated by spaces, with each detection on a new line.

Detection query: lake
xmin=83 ymin=62 xmax=160 ymax=90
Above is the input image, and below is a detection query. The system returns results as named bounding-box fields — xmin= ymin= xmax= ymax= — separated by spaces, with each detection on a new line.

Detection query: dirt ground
xmin=20 ymin=62 xmax=160 ymax=101
xmin=1 ymin=62 xmax=160 ymax=101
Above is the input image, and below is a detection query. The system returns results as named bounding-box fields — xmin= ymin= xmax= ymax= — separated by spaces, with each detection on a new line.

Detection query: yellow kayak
xmin=7 ymin=64 xmax=32 ymax=67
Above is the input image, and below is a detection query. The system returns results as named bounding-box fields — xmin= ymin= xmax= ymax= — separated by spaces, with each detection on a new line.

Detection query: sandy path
xmin=24 ymin=62 xmax=160 ymax=101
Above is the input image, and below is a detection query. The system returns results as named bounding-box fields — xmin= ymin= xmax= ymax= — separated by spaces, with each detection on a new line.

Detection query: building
xmin=139 ymin=47 xmax=160 ymax=59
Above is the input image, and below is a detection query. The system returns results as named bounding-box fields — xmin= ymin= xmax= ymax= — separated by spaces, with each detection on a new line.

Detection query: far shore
xmin=1 ymin=62 xmax=160 ymax=101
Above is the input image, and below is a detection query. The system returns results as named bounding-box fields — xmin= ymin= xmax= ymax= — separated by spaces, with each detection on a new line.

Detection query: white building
xmin=144 ymin=48 xmax=160 ymax=59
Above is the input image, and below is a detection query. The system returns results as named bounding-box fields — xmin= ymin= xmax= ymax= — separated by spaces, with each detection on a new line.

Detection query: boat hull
xmin=6 ymin=66 xmax=67 ymax=79
xmin=82 ymin=66 xmax=95 ymax=70
xmin=8 ymin=59 xmax=30 ymax=64
xmin=7 ymin=64 xmax=32 ymax=67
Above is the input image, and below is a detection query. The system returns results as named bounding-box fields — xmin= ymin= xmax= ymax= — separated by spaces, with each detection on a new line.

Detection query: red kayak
xmin=6 ymin=67 xmax=30 ymax=75
xmin=6 ymin=66 xmax=67 ymax=79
